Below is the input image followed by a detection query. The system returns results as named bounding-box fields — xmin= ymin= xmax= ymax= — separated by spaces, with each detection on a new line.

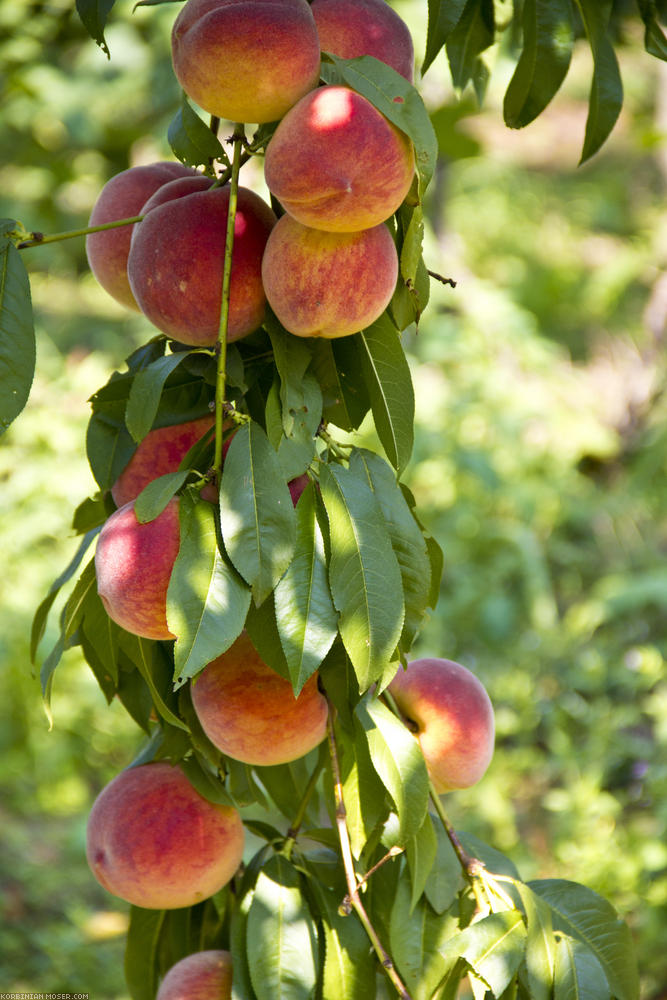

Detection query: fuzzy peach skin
xmin=86 ymin=162 xmax=196 ymax=310
xmin=127 ymin=182 xmax=276 ymax=346
xmin=171 ymin=0 xmax=321 ymax=124
xmin=95 ymin=497 xmax=180 ymax=640
xmin=111 ymin=415 xmax=216 ymax=508
xmin=261 ymin=213 xmax=398 ymax=339
xmin=157 ymin=950 xmax=232 ymax=1000
xmin=388 ymin=657 xmax=495 ymax=793
xmin=311 ymin=0 xmax=414 ymax=82
xmin=86 ymin=763 xmax=244 ymax=910
xmin=264 ymin=85 xmax=414 ymax=232
xmin=191 ymin=632 xmax=328 ymax=765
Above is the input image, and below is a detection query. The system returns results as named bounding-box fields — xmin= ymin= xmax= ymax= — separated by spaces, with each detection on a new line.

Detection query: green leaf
xmin=313 ymin=882 xmax=376 ymax=1000
xmin=274 ymin=484 xmax=338 ymax=695
xmin=86 ymin=401 xmax=137 ymax=492
xmin=219 ymin=421 xmax=296 ymax=605
xmin=389 ymin=871 xmax=460 ymax=999
xmin=503 ymin=0 xmax=574 ymax=128
xmin=245 ymin=591 xmax=291 ymax=681
xmin=352 ymin=450 xmax=431 ymax=650
xmin=79 ymin=587 xmax=121 ymax=688
xmin=30 ymin=528 xmax=100 ymax=662
xmin=246 ymin=855 xmax=318 ymax=1000
xmin=423 ymin=817 xmax=463 ymax=915
xmin=230 ymin=888 xmax=257 ymax=1000
xmin=134 ymin=470 xmax=190 ymax=523
xmin=125 ymin=352 xmax=192 ymax=443
xmin=514 ymin=882 xmax=557 ymax=1000
xmin=405 ymin=811 xmax=437 ymax=913
xmin=321 ymin=54 xmax=438 ymax=197
xmin=637 ymin=1 xmax=667 ymax=61
xmin=310 ymin=338 xmax=370 ymax=432
xmin=319 ymin=462 xmax=404 ymax=689
xmin=71 ymin=492 xmax=114 ymax=534
xmin=422 ymin=0 xmax=468 ymax=74
xmin=167 ymin=494 xmax=251 ymax=685
xmin=336 ymin=717 xmax=389 ymax=858
xmin=355 ymin=314 xmax=414 ymax=473
xmin=255 ymin=754 xmax=320 ymax=824
xmin=529 ymin=879 xmax=639 ymax=1000
xmin=265 ymin=314 xmax=315 ymax=436
xmin=168 ymin=94 xmax=228 ymax=168
xmin=575 ymin=0 xmax=623 ymax=163
xmin=63 ymin=557 xmax=97 ymax=640
xmin=458 ymin=832 xmax=522 ymax=880
xmin=355 ymin=693 xmax=429 ymax=845
xmin=446 ymin=0 xmax=495 ymax=103
xmin=0 ymin=243 xmax=35 ymax=435
xmin=119 ymin=633 xmax=188 ymax=731
xmin=124 ymin=905 xmax=165 ymax=1000
xmin=446 ymin=911 xmax=527 ymax=996
xmin=75 ymin=0 xmax=116 ymax=57
xmin=553 ymin=934 xmax=610 ymax=1000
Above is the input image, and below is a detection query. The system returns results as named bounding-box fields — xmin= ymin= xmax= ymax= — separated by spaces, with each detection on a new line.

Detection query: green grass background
xmin=0 ymin=1 xmax=665 ymax=996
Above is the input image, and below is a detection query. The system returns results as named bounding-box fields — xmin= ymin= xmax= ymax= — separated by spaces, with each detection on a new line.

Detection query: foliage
xmin=1 ymin=1 xmax=666 ymax=999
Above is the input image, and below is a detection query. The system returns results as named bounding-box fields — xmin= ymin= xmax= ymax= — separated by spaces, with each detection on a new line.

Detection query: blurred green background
xmin=1 ymin=0 xmax=665 ymax=997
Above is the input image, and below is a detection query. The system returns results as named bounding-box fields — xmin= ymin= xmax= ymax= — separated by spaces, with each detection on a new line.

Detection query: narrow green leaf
xmin=575 ymin=0 xmax=623 ymax=163
xmin=310 ymin=338 xmax=370 ymax=431
xmin=168 ymin=94 xmax=228 ymax=168
xmin=79 ymin=587 xmax=121 ymax=687
xmin=246 ymin=855 xmax=318 ymax=1000
xmin=75 ymin=0 xmax=115 ymax=57
xmin=504 ymin=0 xmax=574 ymax=128
xmin=274 ymin=483 xmax=338 ymax=694
xmin=406 ymin=811 xmax=438 ymax=913
xmin=446 ymin=0 xmax=495 ymax=102
xmin=319 ymin=462 xmax=404 ymax=689
xmin=514 ymin=882 xmax=557 ymax=1000
xmin=356 ymin=693 xmax=429 ymax=845
xmin=313 ymin=882 xmax=377 ymax=1000
xmin=352 ymin=450 xmax=431 ymax=650
xmin=321 ymin=54 xmax=438 ymax=196
xmin=230 ymin=888 xmax=257 ymax=1000
xmin=389 ymin=870 xmax=460 ymax=999
xmin=423 ymin=817 xmax=463 ymax=915
xmin=219 ymin=421 xmax=296 ymax=605
xmin=167 ymin=494 xmax=251 ymax=685
xmin=529 ymin=879 xmax=639 ymax=1000
xmin=86 ymin=401 xmax=137 ymax=492
xmin=255 ymin=755 xmax=319 ymax=824
xmin=426 ymin=533 xmax=445 ymax=610
xmin=553 ymin=934 xmax=610 ymax=1000
xmin=337 ymin=717 xmax=389 ymax=858
xmin=245 ymin=591 xmax=291 ymax=681
xmin=124 ymin=905 xmax=165 ymax=1000
xmin=443 ymin=911 xmax=527 ymax=996
xmin=266 ymin=314 xmax=314 ymax=435
xmin=637 ymin=1 xmax=667 ymax=61
xmin=125 ymin=352 xmax=190 ymax=443
xmin=64 ymin=557 xmax=97 ymax=639
xmin=119 ymin=633 xmax=189 ymax=731
xmin=71 ymin=492 xmax=114 ymax=534
xmin=355 ymin=314 xmax=414 ymax=473
xmin=31 ymin=528 xmax=100 ymax=661
xmin=134 ymin=470 xmax=190 ymax=523
xmin=0 ymin=243 xmax=35 ymax=434
xmin=422 ymin=0 xmax=468 ymax=74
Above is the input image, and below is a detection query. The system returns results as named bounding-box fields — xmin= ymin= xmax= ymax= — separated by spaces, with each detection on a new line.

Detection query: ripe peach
xmin=95 ymin=497 xmax=180 ymax=640
xmin=86 ymin=162 xmax=196 ymax=310
xmin=157 ymin=950 xmax=232 ymax=1000
xmin=264 ymin=86 xmax=414 ymax=232
xmin=261 ymin=213 xmax=398 ymax=339
xmin=311 ymin=0 xmax=414 ymax=82
xmin=388 ymin=658 xmax=495 ymax=793
xmin=191 ymin=632 xmax=328 ymax=765
xmin=171 ymin=0 xmax=321 ymax=124
xmin=127 ymin=183 xmax=276 ymax=345
xmin=86 ymin=762 xmax=244 ymax=910
xmin=111 ymin=415 xmax=216 ymax=508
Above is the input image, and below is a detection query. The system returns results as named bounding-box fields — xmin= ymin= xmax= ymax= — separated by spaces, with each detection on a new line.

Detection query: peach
xmin=191 ymin=632 xmax=328 ymax=765
xmin=311 ymin=0 xmax=414 ymax=82
xmin=264 ymin=85 xmax=414 ymax=232
xmin=95 ymin=497 xmax=180 ymax=640
xmin=127 ymin=183 xmax=276 ymax=345
xmin=388 ymin=658 xmax=495 ymax=793
xmin=86 ymin=762 xmax=244 ymax=910
xmin=261 ymin=213 xmax=398 ymax=339
xmin=157 ymin=950 xmax=232 ymax=1000
xmin=86 ymin=161 xmax=197 ymax=310
xmin=111 ymin=415 xmax=216 ymax=508
xmin=171 ymin=0 xmax=321 ymax=124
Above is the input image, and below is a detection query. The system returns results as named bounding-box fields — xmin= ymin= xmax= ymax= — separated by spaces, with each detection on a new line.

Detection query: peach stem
xmin=325 ymin=707 xmax=413 ymax=1000
xmin=213 ymin=124 xmax=244 ymax=481
xmin=16 ymin=215 xmax=144 ymax=250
